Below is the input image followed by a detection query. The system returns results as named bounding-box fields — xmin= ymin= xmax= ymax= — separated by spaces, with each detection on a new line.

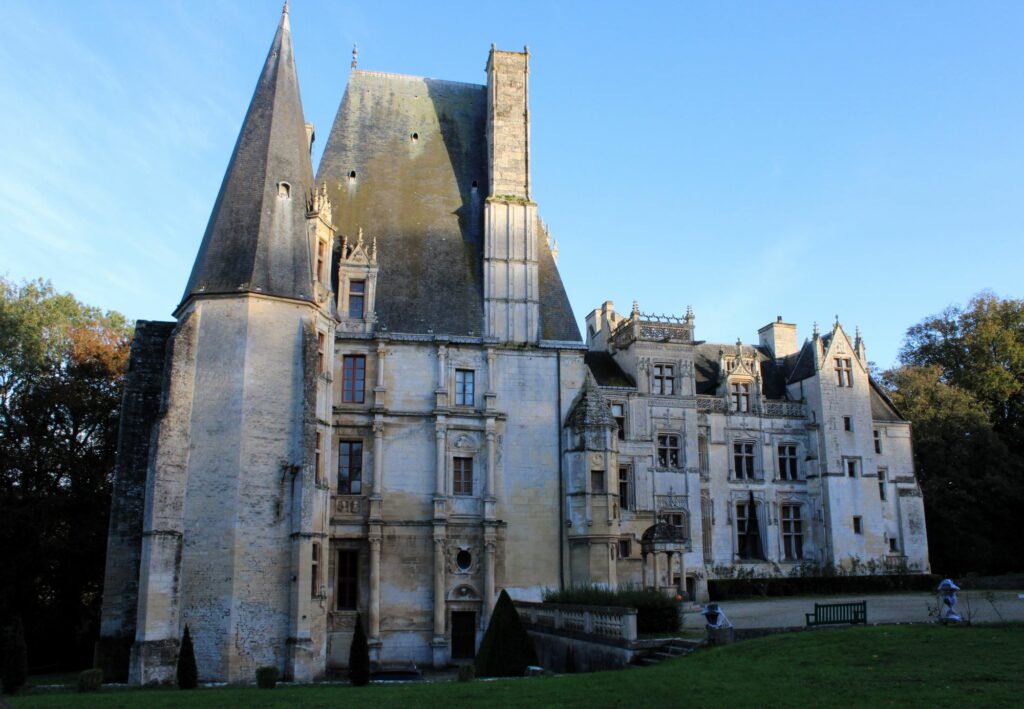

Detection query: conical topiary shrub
xmin=474 ymin=589 xmax=538 ymax=677
xmin=176 ymin=625 xmax=198 ymax=689
xmin=2 ymin=617 xmax=28 ymax=695
xmin=349 ymin=612 xmax=370 ymax=686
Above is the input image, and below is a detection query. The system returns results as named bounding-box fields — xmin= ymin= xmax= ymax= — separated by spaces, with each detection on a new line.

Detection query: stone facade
xmin=97 ymin=8 xmax=929 ymax=685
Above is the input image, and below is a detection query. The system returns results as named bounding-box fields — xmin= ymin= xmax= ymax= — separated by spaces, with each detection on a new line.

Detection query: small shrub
xmin=456 ymin=664 xmax=475 ymax=682
xmin=475 ymin=589 xmax=538 ymax=678
xmin=176 ymin=625 xmax=198 ymax=689
xmin=256 ymin=666 xmax=278 ymax=689
xmin=2 ymin=617 xmax=28 ymax=695
xmin=77 ymin=668 xmax=103 ymax=693
xmin=349 ymin=612 xmax=370 ymax=686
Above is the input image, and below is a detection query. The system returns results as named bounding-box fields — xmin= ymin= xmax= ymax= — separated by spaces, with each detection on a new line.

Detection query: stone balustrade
xmin=514 ymin=602 xmax=638 ymax=643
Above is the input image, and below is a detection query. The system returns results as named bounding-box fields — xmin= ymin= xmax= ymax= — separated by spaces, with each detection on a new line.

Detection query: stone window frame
xmin=617 ymin=464 xmax=634 ymax=510
xmin=835 ymin=357 xmax=853 ymax=387
xmin=618 ymin=538 xmax=632 ymax=559
xmin=730 ymin=379 xmax=752 ymax=413
xmin=779 ymin=502 xmax=804 ymax=561
xmin=852 ymin=516 xmax=863 ymax=535
xmin=732 ymin=495 xmax=766 ymax=560
xmin=873 ymin=428 xmax=883 ymax=455
xmin=341 ymin=353 xmax=366 ymax=404
xmin=590 ymin=468 xmax=606 ymax=494
xmin=311 ymin=541 xmax=322 ymax=598
xmin=697 ymin=432 xmax=710 ymax=479
xmin=844 ymin=456 xmax=861 ymax=478
xmin=316 ymin=237 xmax=328 ymax=284
xmin=334 ymin=546 xmax=359 ymax=611
xmin=776 ymin=442 xmax=800 ymax=482
xmin=652 ymin=363 xmax=676 ymax=396
xmin=347 ymin=279 xmax=366 ymax=319
xmin=338 ymin=438 xmax=364 ymax=494
xmin=656 ymin=432 xmax=681 ymax=469
xmin=609 ymin=401 xmax=626 ymax=440
xmin=732 ymin=439 xmax=759 ymax=481
xmin=453 ymin=456 xmax=474 ymax=496
xmin=454 ymin=368 xmax=475 ymax=408
xmin=877 ymin=467 xmax=888 ymax=501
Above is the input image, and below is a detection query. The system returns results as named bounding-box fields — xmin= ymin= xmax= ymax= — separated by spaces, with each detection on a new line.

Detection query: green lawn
xmin=9 ymin=624 xmax=1023 ymax=708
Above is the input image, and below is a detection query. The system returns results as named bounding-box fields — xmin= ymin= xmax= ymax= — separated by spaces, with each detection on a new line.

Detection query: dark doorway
xmin=451 ymin=611 xmax=476 ymax=659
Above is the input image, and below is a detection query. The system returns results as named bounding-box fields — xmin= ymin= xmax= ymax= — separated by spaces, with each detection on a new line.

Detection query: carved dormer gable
xmin=716 ymin=340 xmax=763 ymax=412
xmin=336 ymin=225 xmax=380 ymax=334
xmin=818 ymin=321 xmax=867 ymax=385
xmin=306 ymin=183 xmax=337 ymax=311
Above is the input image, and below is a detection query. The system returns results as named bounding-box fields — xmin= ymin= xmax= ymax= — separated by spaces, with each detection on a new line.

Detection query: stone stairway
xmin=634 ymin=637 xmax=704 ymax=667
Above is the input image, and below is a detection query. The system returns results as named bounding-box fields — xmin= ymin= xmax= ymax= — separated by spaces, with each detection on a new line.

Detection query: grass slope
xmin=11 ymin=624 xmax=1023 ymax=708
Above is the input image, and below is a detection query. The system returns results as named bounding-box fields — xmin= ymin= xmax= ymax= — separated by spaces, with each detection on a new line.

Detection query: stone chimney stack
xmin=483 ymin=45 xmax=539 ymax=344
xmin=486 ymin=45 xmax=530 ymax=199
xmin=758 ymin=316 xmax=798 ymax=359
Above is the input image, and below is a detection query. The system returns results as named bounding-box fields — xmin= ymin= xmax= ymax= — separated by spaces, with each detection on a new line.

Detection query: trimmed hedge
xmin=77 ymin=668 xmax=103 ymax=693
xmin=542 ymin=587 xmax=680 ymax=634
xmin=475 ymin=590 xmax=538 ymax=677
xmin=255 ymin=666 xmax=278 ymax=689
xmin=708 ymin=574 xmax=942 ymax=601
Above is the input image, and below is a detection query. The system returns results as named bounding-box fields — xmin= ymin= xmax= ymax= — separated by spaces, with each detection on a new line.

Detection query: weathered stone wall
xmin=96 ymin=320 xmax=175 ymax=681
xmin=486 ymin=49 xmax=529 ymax=199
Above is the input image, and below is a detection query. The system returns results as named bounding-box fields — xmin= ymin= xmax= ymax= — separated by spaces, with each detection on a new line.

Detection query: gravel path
xmin=681 ymin=590 xmax=1024 ymax=630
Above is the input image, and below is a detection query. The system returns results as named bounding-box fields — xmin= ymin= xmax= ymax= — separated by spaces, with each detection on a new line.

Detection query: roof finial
xmin=812 ymin=322 xmax=820 ymax=338
xmin=283 ymin=0 xmax=289 ymax=15
xmin=351 ymin=44 xmax=358 ymax=69
xmin=834 ymin=314 xmax=840 ymax=327
xmin=685 ymin=305 xmax=694 ymax=321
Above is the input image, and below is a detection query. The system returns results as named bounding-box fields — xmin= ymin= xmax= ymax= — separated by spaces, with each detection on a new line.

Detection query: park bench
xmin=805 ymin=600 xmax=867 ymax=627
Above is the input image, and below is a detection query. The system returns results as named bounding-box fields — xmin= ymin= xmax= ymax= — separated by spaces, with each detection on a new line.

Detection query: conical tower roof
xmin=566 ymin=373 xmax=616 ymax=429
xmin=179 ymin=6 xmax=315 ymax=310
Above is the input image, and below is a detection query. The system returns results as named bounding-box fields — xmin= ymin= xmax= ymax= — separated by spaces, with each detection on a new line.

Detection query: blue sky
xmin=1 ymin=1 xmax=1021 ymax=368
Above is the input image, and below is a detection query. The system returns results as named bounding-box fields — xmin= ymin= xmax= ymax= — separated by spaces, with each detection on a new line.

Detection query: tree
xmin=0 ymin=278 xmax=131 ymax=672
xmin=177 ymin=626 xmax=197 ymax=689
xmin=348 ymin=612 xmax=370 ymax=686
xmin=885 ymin=292 xmax=1024 ymax=575
xmin=474 ymin=590 xmax=537 ymax=678
xmin=2 ymin=617 xmax=28 ymax=695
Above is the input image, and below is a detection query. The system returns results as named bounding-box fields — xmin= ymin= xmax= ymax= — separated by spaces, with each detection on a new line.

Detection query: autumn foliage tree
xmin=883 ymin=292 xmax=1024 ymax=575
xmin=0 ymin=278 xmax=131 ymax=672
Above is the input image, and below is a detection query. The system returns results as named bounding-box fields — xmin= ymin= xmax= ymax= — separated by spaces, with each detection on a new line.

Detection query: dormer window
xmin=653 ymin=365 xmax=675 ymax=395
xmin=730 ymin=381 xmax=751 ymax=412
xmin=316 ymin=239 xmax=327 ymax=283
xmin=348 ymin=280 xmax=365 ymax=319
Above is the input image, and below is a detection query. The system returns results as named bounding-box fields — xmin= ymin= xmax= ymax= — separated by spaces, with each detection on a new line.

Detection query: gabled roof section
xmin=692 ymin=343 xmax=795 ymax=399
xmin=180 ymin=8 xmax=315 ymax=310
xmin=317 ymin=69 xmax=581 ymax=341
xmin=317 ymin=71 xmax=486 ymax=336
xmin=566 ymin=374 xmax=616 ymax=429
xmin=585 ymin=351 xmax=635 ymax=388
xmin=786 ymin=340 xmax=818 ymax=384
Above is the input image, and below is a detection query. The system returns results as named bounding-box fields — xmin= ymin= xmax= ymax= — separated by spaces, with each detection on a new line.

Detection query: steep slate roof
xmin=566 ymin=375 xmax=616 ymax=429
xmin=180 ymin=9 xmax=315 ymax=309
xmin=870 ymin=379 xmax=905 ymax=422
xmin=585 ymin=351 xmax=635 ymax=387
xmin=317 ymin=70 xmax=580 ymax=341
xmin=692 ymin=343 xmax=793 ymax=399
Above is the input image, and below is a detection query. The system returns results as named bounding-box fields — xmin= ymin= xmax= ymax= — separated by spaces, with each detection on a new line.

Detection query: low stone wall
xmin=514 ymin=602 xmax=639 ymax=672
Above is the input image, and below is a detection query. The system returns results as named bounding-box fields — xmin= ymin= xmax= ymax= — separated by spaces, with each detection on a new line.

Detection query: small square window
xmin=889 ymin=538 xmax=899 ymax=553
xmin=853 ymin=516 xmax=863 ymax=534
xmin=843 ymin=416 xmax=852 ymax=432
xmin=873 ymin=429 xmax=882 ymax=455
xmin=618 ymin=539 xmax=632 ymax=558
xmin=657 ymin=434 xmax=680 ymax=468
xmin=591 ymin=469 xmax=606 ymax=493
xmin=845 ymin=458 xmax=860 ymax=477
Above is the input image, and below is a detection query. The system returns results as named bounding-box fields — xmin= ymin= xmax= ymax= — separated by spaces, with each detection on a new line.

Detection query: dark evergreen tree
xmin=474 ymin=589 xmax=538 ymax=677
xmin=348 ymin=612 xmax=370 ymax=686
xmin=176 ymin=625 xmax=197 ymax=689
xmin=2 ymin=616 xmax=27 ymax=695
